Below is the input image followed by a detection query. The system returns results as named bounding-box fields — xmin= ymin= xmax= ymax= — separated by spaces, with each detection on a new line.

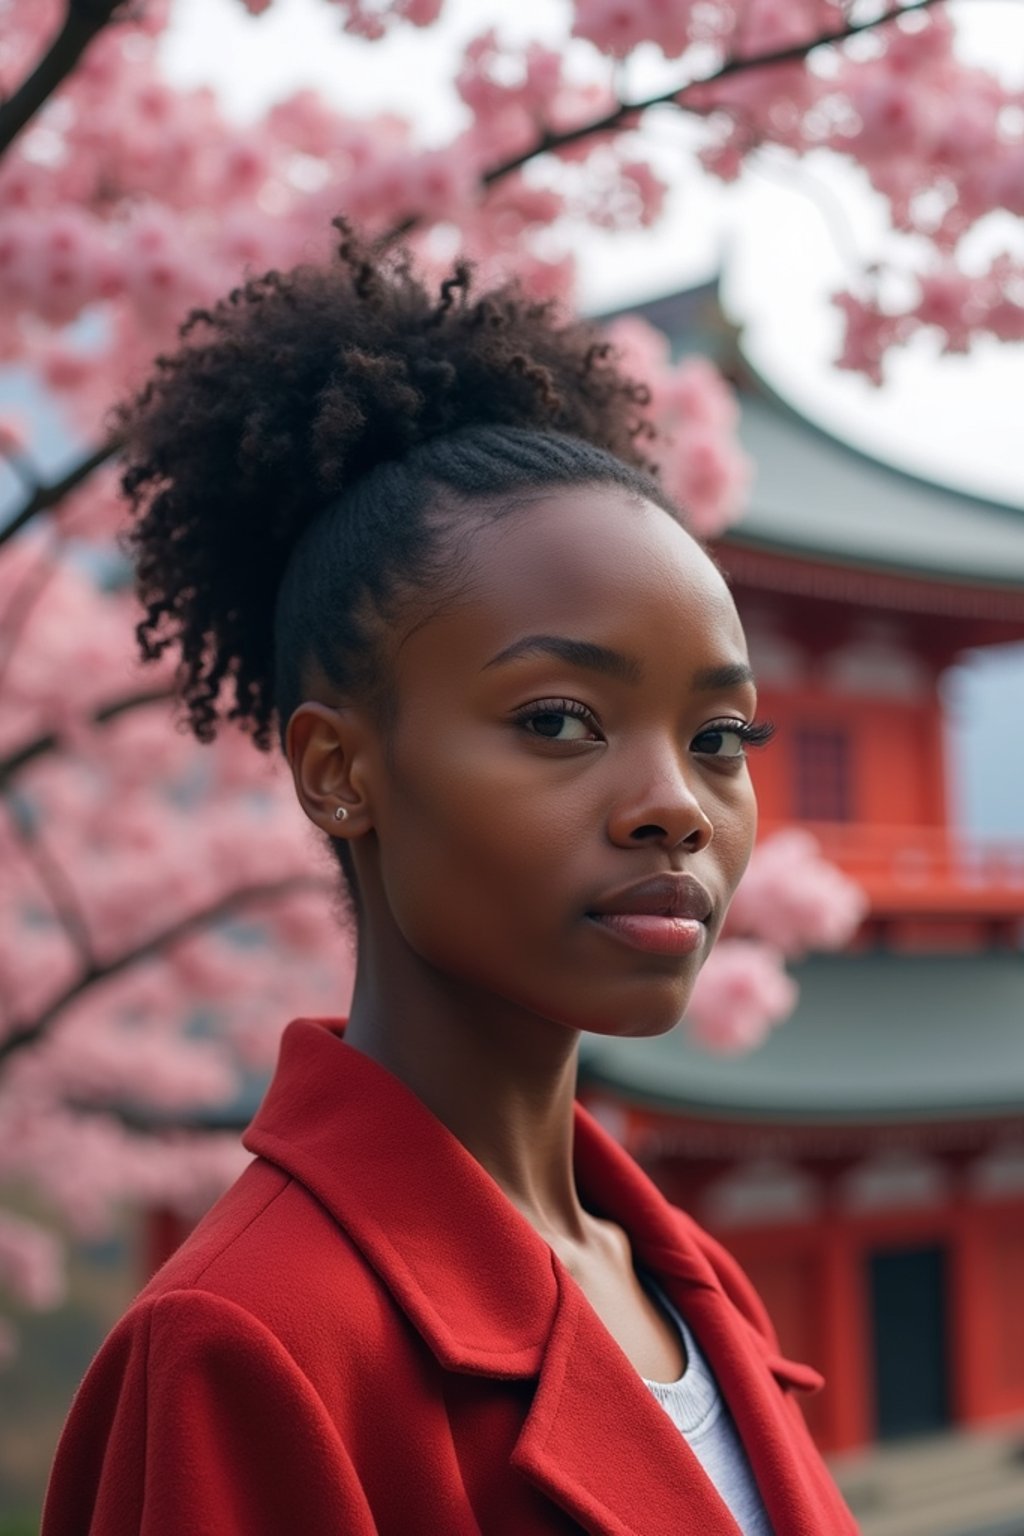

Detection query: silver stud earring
xmin=334 ymin=805 xmax=349 ymax=822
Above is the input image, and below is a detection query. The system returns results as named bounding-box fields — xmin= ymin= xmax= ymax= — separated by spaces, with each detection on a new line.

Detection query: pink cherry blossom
xmin=0 ymin=1212 xmax=65 ymax=1310
xmin=0 ymin=413 xmax=28 ymax=459
xmin=724 ymin=829 xmax=868 ymax=957
xmin=687 ymin=940 xmax=800 ymax=1054
xmin=832 ymin=291 xmax=906 ymax=388
xmin=571 ymin=0 xmax=696 ymax=61
xmin=914 ymin=268 xmax=985 ymax=355
xmin=606 ymin=318 xmax=752 ymax=533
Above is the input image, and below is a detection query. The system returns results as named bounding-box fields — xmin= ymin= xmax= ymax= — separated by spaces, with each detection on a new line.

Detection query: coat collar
xmin=245 ymin=1018 xmax=847 ymax=1536
xmin=243 ymin=1017 xmax=724 ymax=1376
xmin=245 ymin=1016 xmax=557 ymax=1376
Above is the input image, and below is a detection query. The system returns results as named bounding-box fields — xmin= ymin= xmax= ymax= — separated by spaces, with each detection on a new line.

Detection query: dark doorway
xmin=792 ymin=725 xmax=853 ymax=822
xmin=868 ymin=1244 xmax=951 ymax=1440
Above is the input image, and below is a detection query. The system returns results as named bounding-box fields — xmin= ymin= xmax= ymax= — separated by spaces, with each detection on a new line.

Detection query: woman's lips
xmin=588 ymin=912 xmax=706 ymax=956
xmin=586 ymin=872 xmax=713 ymax=955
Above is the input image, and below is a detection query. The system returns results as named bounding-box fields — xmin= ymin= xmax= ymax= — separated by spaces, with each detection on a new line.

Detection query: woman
xmin=43 ymin=227 xmax=858 ymax=1535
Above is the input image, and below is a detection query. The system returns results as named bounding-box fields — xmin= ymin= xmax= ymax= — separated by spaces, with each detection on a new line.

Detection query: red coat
xmin=44 ymin=1018 xmax=858 ymax=1535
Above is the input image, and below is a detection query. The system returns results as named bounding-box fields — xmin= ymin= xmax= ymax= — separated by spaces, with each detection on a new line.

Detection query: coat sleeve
xmin=42 ymin=1288 xmax=378 ymax=1536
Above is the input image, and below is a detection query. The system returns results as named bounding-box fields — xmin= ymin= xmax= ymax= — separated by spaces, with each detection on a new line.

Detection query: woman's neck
xmin=344 ymin=946 xmax=591 ymax=1245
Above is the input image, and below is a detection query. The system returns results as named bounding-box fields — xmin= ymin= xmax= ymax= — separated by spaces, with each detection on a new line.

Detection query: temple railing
xmin=761 ymin=822 xmax=1024 ymax=915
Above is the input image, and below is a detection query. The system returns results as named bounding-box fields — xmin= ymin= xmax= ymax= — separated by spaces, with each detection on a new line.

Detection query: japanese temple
xmin=579 ymin=282 xmax=1024 ymax=1455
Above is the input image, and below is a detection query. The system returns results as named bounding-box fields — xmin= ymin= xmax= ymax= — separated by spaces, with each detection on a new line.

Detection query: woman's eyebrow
xmin=692 ymin=662 xmax=756 ymax=691
xmin=482 ymin=634 xmax=642 ymax=683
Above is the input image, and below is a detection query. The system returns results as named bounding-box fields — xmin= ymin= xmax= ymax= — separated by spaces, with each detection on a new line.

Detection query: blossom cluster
xmin=686 ymin=830 xmax=868 ymax=1054
xmin=605 ymin=316 xmax=752 ymax=535
xmin=0 ymin=534 xmax=356 ymax=1342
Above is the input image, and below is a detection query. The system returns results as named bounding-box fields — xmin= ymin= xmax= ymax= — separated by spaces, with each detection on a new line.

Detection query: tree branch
xmin=0 ymin=528 xmax=65 ymax=692
xmin=9 ymin=814 xmax=96 ymax=973
xmin=0 ymin=873 xmax=332 ymax=1066
xmin=495 ymin=0 xmax=948 ymax=177
xmin=66 ymin=1100 xmax=257 ymax=1135
xmin=381 ymin=0 xmax=946 ymax=246
xmin=0 ymin=686 xmax=176 ymax=789
xmin=0 ymin=1 xmax=127 ymax=159
xmin=0 ymin=437 xmax=120 ymax=549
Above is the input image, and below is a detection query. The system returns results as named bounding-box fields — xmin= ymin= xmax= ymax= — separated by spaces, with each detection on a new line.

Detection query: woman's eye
xmin=525 ymin=712 xmax=591 ymax=741
xmin=692 ymin=724 xmax=748 ymax=758
xmin=517 ymin=703 xmax=599 ymax=742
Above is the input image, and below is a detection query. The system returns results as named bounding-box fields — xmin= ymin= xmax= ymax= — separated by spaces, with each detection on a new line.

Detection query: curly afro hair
xmin=116 ymin=221 xmax=676 ymax=768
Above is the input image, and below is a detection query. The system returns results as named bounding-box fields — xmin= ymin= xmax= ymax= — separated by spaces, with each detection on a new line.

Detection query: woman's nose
xmin=606 ymin=758 xmax=714 ymax=852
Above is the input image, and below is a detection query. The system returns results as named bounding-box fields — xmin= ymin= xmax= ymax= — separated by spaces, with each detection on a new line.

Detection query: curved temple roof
xmin=600 ymin=279 xmax=1024 ymax=587
xmin=733 ymin=392 xmax=1024 ymax=586
xmin=579 ymin=953 xmax=1024 ymax=1124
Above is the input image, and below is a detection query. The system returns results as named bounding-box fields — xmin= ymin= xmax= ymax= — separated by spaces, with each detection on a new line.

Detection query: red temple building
xmin=579 ymin=284 xmax=1024 ymax=1460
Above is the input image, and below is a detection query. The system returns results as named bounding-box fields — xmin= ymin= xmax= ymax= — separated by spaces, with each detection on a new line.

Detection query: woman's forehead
xmin=399 ymin=485 xmax=747 ymax=677
xmin=481 ymin=487 xmax=735 ymax=622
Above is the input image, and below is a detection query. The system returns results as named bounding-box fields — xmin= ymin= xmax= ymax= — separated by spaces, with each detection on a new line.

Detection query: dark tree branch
xmin=381 ymin=0 xmax=946 ymax=247
xmin=0 ymin=529 xmax=64 ymax=692
xmin=0 ymin=1 xmax=127 ymax=159
xmin=0 ymin=442 xmax=42 ymax=490
xmin=0 ymin=873 xmax=332 ymax=1066
xmin=9 ymin=816 xmax=96 ymax=973
xmin=489 ymin=0 xmax=948 ymax=178
xmin=67 ymin=1100 xmax=257 ymax=1135
xmin=0 ymin=437 xmax=120 ymax=549
xmin=0 ymin=686 xmax=176 ymax=789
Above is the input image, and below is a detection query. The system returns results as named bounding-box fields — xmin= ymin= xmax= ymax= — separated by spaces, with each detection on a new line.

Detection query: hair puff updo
xmin=116 ymin=222 xmax=676 ymax=782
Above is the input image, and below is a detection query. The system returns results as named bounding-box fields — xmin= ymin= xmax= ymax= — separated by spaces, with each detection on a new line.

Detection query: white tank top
xmin=639 ymin=1272 xmax=775 ymax=1536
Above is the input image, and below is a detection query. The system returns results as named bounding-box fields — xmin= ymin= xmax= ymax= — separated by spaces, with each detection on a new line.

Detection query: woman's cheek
xmin=715 ymin=774 xmax=759 ymax=895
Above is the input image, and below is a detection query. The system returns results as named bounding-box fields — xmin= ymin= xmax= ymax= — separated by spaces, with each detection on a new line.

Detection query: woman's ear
xmin=285 ymin=701 xmax=375 ymax=839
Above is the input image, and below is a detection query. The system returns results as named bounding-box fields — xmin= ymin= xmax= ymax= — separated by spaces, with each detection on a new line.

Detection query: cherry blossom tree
xmin=7 ymin=0 xmax=1018 ymax=1343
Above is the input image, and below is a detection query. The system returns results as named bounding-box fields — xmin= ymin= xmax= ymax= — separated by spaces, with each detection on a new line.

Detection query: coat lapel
xmin=659 ymin=1278 xmax=834 ymax=1536
xmin=572 ymin=1105 xmax=850 ymax=1536
xmin=512 ymin=1264 xmax=744 ymax=1536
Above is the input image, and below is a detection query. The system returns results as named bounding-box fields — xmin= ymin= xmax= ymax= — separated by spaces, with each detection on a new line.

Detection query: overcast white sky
xmin=154 ymin=0 xmax=1024 ymax=835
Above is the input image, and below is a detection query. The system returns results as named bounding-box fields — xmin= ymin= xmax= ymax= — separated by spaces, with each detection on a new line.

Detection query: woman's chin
xmin=579 ymin=970 xmax=698 ymax=1040
xmin=581 ymin=1008 xmax=687 ymax=1041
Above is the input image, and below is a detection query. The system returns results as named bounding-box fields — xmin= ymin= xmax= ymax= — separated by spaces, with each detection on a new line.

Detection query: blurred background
xmin=2 ymin=1 xmax=1023 ymax=1531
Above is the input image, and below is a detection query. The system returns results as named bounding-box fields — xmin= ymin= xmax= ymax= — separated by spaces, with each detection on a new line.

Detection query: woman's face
xmin=355 ymin=483 xmax=761 ymax=1038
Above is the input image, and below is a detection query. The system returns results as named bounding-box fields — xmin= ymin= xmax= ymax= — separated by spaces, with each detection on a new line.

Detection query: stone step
xmin=829 ymin=1422 xmax=1024 ymax=1536
xmin=840 ymin=1447 xmax=1024 ymax=1510
xmin=844 ymin=1483 xmax=1024 ymax=1536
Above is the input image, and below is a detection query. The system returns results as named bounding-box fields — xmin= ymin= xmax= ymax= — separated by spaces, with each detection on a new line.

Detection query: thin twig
xmin=0 ymin=686 xmax=176 ymax=789
xmin=0 ymin=1 xmax=127 ymax=159
xmin=9 ymin=817 xmax=96 ymax=972
xmin=65 ymin=1100 xmax=256 ymax=1135
xmin=0 ymin=528 xmax=65 ymax=693
xmin=380 ymin=0 xmax=946 ymax=247
xmin=0 ymin=438 xmax=120 ymax=550
xmin=0 ymin=873 xmax=331 ymax=1065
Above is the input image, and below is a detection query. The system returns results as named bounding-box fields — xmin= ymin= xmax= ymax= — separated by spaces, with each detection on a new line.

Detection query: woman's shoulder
xmin=131 ymin=1154 xmax=392 ymax=1373
xmin=44 ymin=1159 xmax=383 ymax=1536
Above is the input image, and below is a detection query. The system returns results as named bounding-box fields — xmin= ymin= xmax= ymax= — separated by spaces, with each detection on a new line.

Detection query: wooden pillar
xmin=143 ymin=1205 xmax=192 ymax=1279
xmin=817 ymin=1158 xmax=870 ymax=1453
